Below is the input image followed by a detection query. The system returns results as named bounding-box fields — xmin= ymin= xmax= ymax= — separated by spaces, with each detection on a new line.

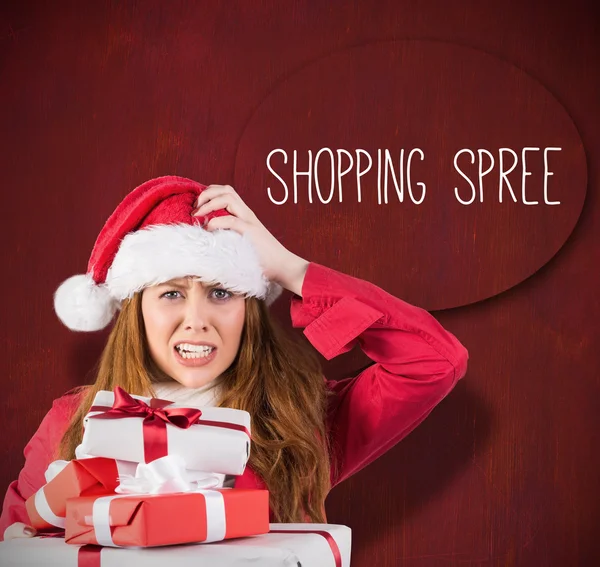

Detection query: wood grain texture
xmin=0 ymin=1 xmax=598 ymax=565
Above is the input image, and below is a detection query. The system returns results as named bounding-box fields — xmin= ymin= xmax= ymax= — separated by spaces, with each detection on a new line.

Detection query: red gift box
xmin=25 ymin=458 xmax=122 ymax=531
xmin=65 ymin=489 xmax=270 ymax=547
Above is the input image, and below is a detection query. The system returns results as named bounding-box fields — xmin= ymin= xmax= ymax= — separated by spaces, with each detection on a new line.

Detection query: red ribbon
xmin=78 ymin=544 xmax=102 ymax=567
xmin=89 ymin=387 xmax=202 ymax=463
xmin=41 ymin=533 xmax=100 ymax=567
xmin=269 ymin=529 xmax=343 ymax=567
xmin=88 ymin=387 xmax=251 ymax=463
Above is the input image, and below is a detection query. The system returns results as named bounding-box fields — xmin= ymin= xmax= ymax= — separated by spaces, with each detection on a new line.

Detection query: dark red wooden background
xmin=1 ymin=1 xmax=598 ymax=565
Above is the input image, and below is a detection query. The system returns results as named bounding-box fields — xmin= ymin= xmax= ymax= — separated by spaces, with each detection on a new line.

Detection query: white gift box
xmin=77 ymin=390 xmax=251 ymax=475
xmin=0 ymin=524 xmax=351 ymax=567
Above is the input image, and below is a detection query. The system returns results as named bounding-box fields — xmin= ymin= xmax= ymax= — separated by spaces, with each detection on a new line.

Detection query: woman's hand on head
xmin=3 ymin=522 xmax=36 ymax=540
xmin=194 ymin=185 xmax=309 ymax=296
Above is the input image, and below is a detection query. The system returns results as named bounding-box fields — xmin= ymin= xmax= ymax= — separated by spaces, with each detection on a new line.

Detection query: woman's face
xmin=141 ymin=277 xmax=246 ymax=389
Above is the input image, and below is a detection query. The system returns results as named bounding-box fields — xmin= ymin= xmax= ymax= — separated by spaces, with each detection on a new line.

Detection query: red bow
xmin=89 ymin=387 xmax=203 ymax=462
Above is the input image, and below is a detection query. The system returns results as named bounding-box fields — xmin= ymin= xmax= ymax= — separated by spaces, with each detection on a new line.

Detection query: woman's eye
xmin=211 ymin=288 xmax=232 ymax=300
xmin=160 ymin=290 xmax=182 ymax=300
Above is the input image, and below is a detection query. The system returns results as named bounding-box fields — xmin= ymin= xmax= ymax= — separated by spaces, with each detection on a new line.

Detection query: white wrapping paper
xmin=77 ymin=390 xmax=251 ymax=475
xmin=0 ymin=524 xmax=351 ymax=567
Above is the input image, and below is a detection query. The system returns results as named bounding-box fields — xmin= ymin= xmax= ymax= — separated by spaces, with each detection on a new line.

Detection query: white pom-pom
xmin=54 ymin=274 xmax=118 ymax=331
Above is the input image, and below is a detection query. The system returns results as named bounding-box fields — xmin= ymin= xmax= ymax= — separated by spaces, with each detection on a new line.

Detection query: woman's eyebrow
xmin=157 ymin=278 xmax=191 ymax=289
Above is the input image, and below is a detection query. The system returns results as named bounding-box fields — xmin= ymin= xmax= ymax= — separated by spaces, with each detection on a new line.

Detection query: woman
xmin=1 ymin=175 xmax=468 ymax=539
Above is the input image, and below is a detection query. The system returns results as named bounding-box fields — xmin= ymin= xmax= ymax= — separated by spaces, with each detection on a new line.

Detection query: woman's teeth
xmin=176 ymin=344 xmax=215 ymax=359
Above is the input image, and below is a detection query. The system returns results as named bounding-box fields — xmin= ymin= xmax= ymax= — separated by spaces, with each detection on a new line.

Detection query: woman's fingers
xmin=194 ymin=195 xmax=245 ymax=219
xmin=195 ymin=185 xmax=237 ymax=208
xmin=194 ymin=185 xmax=256 ymax=221
xmin=4 ymin=522 xmax=36 ymax=540
xmin=204 ymin=214 xmax=247 ymax=234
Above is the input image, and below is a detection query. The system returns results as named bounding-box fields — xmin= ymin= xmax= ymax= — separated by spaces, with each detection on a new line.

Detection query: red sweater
xmin=0 ymin=263 xmax=468 ymax=537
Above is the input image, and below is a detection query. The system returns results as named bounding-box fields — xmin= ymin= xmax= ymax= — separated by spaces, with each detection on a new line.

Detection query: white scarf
xmin=151 ymin=377 xmax=223 ymax=407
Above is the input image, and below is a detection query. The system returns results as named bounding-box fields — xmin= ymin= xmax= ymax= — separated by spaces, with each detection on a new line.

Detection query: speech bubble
xmin=234 ymin=40 xmax=587 ymax=310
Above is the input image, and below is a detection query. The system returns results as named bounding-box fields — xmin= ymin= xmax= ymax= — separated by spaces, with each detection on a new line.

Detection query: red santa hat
xmin=54 ymin=175 xmax=282 ymax=331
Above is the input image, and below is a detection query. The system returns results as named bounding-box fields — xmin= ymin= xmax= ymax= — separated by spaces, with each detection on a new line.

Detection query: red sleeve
xmin=0 ymin=392 xmax=81 ymax=539
xmin=290 ymin=263 xmax=469 ymax=487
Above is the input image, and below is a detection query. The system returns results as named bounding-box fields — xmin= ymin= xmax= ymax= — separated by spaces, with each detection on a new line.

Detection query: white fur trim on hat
xmin=54 ymin=223 xmax=282 ymax=331
xmin=106 ymin=224 xmax=273 ymax=300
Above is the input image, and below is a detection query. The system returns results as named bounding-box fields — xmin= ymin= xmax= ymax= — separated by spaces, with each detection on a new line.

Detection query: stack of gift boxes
xmin=0 ymin=387 xmax=351 ymax=566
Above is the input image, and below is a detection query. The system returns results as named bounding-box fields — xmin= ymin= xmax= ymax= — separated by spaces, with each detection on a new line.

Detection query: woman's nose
xmin=182 ymin=297 xmax=210 ymax=331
